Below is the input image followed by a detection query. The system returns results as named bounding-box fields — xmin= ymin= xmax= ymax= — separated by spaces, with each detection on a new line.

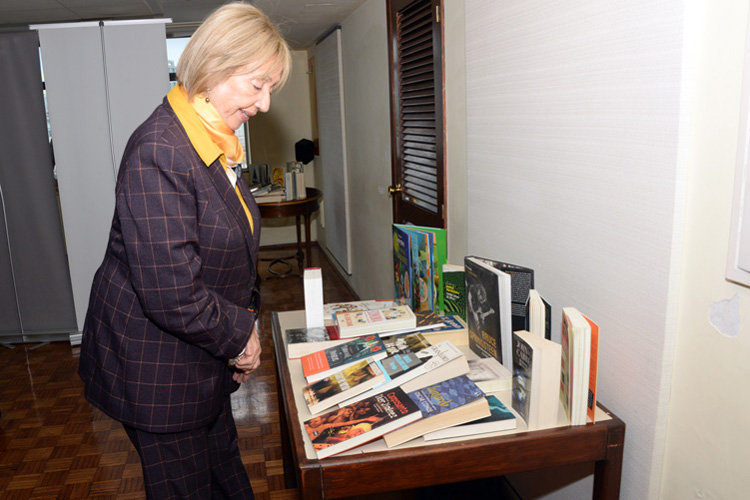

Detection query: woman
xmin=78 ymin=3 xmax=291 ymax=498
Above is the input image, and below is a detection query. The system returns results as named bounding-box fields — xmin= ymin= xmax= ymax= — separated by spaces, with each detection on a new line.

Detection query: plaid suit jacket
xmin=79 ymin=98 xmax=261 ymax=433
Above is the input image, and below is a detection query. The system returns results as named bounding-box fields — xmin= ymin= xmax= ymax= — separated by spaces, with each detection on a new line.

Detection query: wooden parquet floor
xmin=0 ymin=244 xmax=356 ymax=500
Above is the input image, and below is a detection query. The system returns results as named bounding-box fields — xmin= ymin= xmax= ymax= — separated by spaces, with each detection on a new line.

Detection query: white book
xmin=304 ymin=268 xmax=324 ymax=328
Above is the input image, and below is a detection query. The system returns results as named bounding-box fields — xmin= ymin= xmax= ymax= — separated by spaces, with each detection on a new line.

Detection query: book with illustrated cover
xmin=465 ymin=256 xmax=534 ymax=369
xmin=383 ymin=375 xmax=490 ymax=447
xmin=304 ymin=387 xmax=422 ymax=459
xmin=302 ymin=359 xmax=386 ymax=414
xmin=381 ymin=332 xmax=432 ymax=357
xmin=420 ymin=315 xmax=468 ymax=346
xmin=323 ymin=300 xmax=394 ymax=323
xmin=302 ymin=335 xmax=388 ymax=383
xmin=512 ymin=329 xmax=561 ymax=430
xmin=285 ymin=325 xmax=345 ymax=359
xmin=467 ymin=356 xmax=512 ymax=393
xmin=423 ymin=395 xmax=516 ymax=440
xmin=406 ymin=225 xmax=447 ymax=312
xmin=335 ymin=305 xmax=417 ymax=338
xmin=393 ymin=227 xmax=413 ymax=308
xmin=341 ymin=351 xmax=426 ymax=406
xmin=442 ymin=264 xmax=466 ymax=320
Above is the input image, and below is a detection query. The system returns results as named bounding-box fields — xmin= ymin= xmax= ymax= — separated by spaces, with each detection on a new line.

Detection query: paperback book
xmin=399 ymin=340 xmax=470 ymax=393
xmin=285 ymin=325 xmax=345 ymax=359
xmin=304 ymin=387 xmax=422 ymax=459
xmin=381 ymin=332 xmax=432 ymax=357
xmin=323 ymin=300 xmax=394 ymax=323
xmin=383 ymin=375 xmax=490 ymax=447
xmin=335 ymin=305 xmax=417 ymax=338
xmin=442 ymin=264 xmax=466 ymax=320
xmin=301 ymin=334 xmax=388 ymax=383
xmin=419 ymin=315 xmax=468 ymax=346
xmin=423 ymin=395 xmax=516 ymax=440
xmin=302 ymin=359 xmax=386 ymax=414
xmin=560 ymin=307 xmax=599 ymax=425
xmin=512 ymin=329 xmax=561 ymax=430
xmin=525 ymin=289 xmax=552 ymax=340
xmin=341 ymin=351 xmax=426 ymax=406
xmin=467 ymin=356 xmax=513 ymax=393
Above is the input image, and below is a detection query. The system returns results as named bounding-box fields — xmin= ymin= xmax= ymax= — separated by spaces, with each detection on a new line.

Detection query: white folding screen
xmin=315 ymin=28 xmax=353 ymax=274
xmin=34 ymin=19 xmax=170 ymax=343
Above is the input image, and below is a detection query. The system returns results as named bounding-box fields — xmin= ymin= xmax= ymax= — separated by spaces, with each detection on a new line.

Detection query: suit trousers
xmin=123 ymin=397 xmax=254 ymax=500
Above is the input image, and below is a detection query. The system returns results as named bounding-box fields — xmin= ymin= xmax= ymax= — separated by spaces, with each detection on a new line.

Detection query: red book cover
xmin=584 ymin=315 xmax=599 ymax=423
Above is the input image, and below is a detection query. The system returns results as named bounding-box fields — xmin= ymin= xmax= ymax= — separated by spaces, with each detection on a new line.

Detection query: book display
xmin=272 ymin=309 xmax=624 ymax=500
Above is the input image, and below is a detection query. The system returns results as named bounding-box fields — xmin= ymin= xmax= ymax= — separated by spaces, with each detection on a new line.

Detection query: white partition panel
xmin=35 ymin=20 xmax=170 ymax=342
xmin=315 ymin=28 xmax=352 ymax=273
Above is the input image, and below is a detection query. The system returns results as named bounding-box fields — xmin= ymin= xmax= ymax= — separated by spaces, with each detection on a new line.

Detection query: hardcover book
xmin=302 ymin=359 xmax=386 ymax=414
xmin=301 ymin=334 xmax=388 ymax=383
xmin=383 ymin=375 xmax=490 ymax=447
xmin=423 ymin=395 xmax=516 ymax=440
xmin=335 ymin=305 xmax=417 ymax=338
xmin=285 ymin=325 xmax=345 ymax=359
xmin=512 ymin=330 xmax=561 ymax=430
xmin=303 ymin=387 xmax=422 ymax=459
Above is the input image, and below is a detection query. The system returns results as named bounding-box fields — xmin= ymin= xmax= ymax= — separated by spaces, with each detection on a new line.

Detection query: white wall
xmin=465 ymin=1 xmax=686 ymax=498
xmin=661 ymin=1 xmax=750 ymax=498
xmin=250 ymin=50 xmax=316 ymax=247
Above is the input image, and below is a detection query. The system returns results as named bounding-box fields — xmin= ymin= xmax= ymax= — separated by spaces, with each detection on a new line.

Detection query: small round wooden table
xmin=256 ymin=187 xmax=322 ymax=275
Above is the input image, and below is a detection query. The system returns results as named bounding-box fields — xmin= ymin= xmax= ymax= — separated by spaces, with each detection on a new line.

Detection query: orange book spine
xmin=584 ymin=315 xmax=599 ymax=423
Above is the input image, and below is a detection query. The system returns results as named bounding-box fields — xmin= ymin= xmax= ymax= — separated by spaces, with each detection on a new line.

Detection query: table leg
xmin=295 ymin=215 xmax=303 ymax=271
xmin=304 ymin=214 xmax=312 ymax=269
xmin=592 ymin=423 xmax=625 ymax=499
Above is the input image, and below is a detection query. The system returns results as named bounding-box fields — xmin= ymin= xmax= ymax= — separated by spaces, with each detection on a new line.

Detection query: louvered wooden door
xmin=387 ymin=0 xmax=445 ymax=227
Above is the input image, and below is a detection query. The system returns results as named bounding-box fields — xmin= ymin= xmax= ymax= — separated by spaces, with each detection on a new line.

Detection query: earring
xmin=205 ymin=89 xmax=211 ymax=103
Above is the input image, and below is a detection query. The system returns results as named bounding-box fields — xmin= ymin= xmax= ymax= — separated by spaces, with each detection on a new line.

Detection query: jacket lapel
xmin=206 ymin=160 xmax=257 ymax=257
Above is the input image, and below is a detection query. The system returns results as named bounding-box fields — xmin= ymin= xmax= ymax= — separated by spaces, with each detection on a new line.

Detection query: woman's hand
xmin=232 ymin=323 xmax=261 ymax=383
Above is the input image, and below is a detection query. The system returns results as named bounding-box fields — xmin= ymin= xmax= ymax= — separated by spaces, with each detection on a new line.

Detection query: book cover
xmin=383 ymin=375 xmax=489 ymax=447
xmin=323 ymin=300 xmax=394 ymax=322
xmin=419 ymin=315 xmax=468 ymax=346
xmin=302 ymin=359 xmax=386 ymax=414
xmin=464 ymin=256 xmax=507 ymax=367
xmin=396 ymin=225 xmax=432 ymax=312
xmin=512 ymin=330 xmax=561 ymax=430
xmin=335 ymin=305 xmax=417 ymax=338
xmin=442 ymin=264 xmax=466 ymax=320
xmin=482 ymin=258 xmax=535 ymax=334
xmin=393 ymin=225 xmax=414 ymax=308
xmin=399 ymin=341 xmax=470 ymax=393
xmin=304 ymin=387 xmax=422 ymax=459
xmin=302 ymin=334 xmax=388 ymax=383
xmin=414 ymin=310 xmax=445 ymax=329
xmin=286 ymin=325 xmax=345 ymax=359
xmin=468 ymin=356 xmax=512 ymax=393
xmin=584 ymin=314 xmax=599 ymax=423
xmin=381 ymin=332 xmax=432 ymax=356
xmin=423 ymin=395 xmax=516 ymax=440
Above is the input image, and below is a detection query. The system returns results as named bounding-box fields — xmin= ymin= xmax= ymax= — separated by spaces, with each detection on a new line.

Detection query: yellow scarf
xmin=167 ymin=85 xmax=253 ymax=233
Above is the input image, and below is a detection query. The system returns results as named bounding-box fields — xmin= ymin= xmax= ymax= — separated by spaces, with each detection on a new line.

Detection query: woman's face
xmin=209 ymin=57 xmax=282 ymax=131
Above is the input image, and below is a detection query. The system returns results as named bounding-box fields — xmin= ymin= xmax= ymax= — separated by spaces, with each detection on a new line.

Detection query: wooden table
xmin=257 ymin=187 xmax=322 ymax=274
xmin=272 ymin=310 xmax=625 ymax=500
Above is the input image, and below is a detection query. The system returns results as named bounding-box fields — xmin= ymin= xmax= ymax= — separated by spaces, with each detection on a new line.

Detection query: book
xmin=381 ymin=331 xmax=432 ymax=356
xmin=399 ymin=340 xmax=470 ymax=393
xmin=335 ymin=305 xmax=417 ymax=338
xmin=393 ymin=227 xmax=414 ymax=308
xmin=467 ymin=356 xmax=512 ymax=393
xmin=465 ymin=256 xmax=534 ymax=369
xmin=414 ymin=310 xmax=445 ymax=330
xmin=301 ymin=334 xmax=388 ymax=383
xmin=405 ymin=225 xmax=448 ymax=312
xmin=383 ymin=375 xmax=490 ymax=447
xmin=392 ymin=225 xmax=430 ymax=311
xmin=302 ymin=359 xmax=387 ymax=414
xmin=285 ymin=325 xmax=345 ymax=359
xmin=525 ymin=289 xmax=552 ymax=340
xmin=512 ymin=329 xmax=562 ymax=430
xmin=304 ymin=386 xmax=422 ymax=459
xmin=419 ymin=315 xmax=468 ymax=346
xmin=559 ymin=307 xmax=599 ymax=425
xmin=442 ymin=264 xmax=466 ymax=320
xmin=323 ymin=300 xmax=394 ymax=322
xmin=341 ymin=350 xmax=427 ymax=406
xmin=304 ymin=268 xmax=324 ymax=328
xmin=423 ymin=395 xmax=516 ymax=440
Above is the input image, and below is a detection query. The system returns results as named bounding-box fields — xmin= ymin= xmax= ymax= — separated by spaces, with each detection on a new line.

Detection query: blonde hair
xmin=177 ymin=2 xmax=292 ymax=99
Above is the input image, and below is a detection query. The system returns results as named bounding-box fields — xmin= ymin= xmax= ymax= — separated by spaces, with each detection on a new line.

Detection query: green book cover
xmin=401 ymin=225 xmax=447 ymax=312
xmin=442 ymin=264 xmax=466 ymax=320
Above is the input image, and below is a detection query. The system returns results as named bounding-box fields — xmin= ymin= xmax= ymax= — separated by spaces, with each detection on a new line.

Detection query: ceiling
xmin=0 ymin=0 xmax=368 ymax=50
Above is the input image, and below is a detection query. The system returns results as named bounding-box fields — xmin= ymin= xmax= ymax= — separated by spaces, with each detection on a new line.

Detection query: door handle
xmin=388 ymin=184 xmax=402 ymax=197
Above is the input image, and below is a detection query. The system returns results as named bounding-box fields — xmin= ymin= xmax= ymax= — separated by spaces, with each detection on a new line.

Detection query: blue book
xmin=383 ymin=375 xmax=490 ymax=447
xmin=423 ymin=395 xmax=517 ymax=440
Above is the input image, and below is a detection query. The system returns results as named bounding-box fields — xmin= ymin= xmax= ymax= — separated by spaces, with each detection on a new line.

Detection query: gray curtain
xmin=0 ymin=31 xmax=77 ymax=343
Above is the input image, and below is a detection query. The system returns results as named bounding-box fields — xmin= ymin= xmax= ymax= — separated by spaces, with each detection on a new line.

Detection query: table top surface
xmin=271 ymin=310 xmax=625 ymax=498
